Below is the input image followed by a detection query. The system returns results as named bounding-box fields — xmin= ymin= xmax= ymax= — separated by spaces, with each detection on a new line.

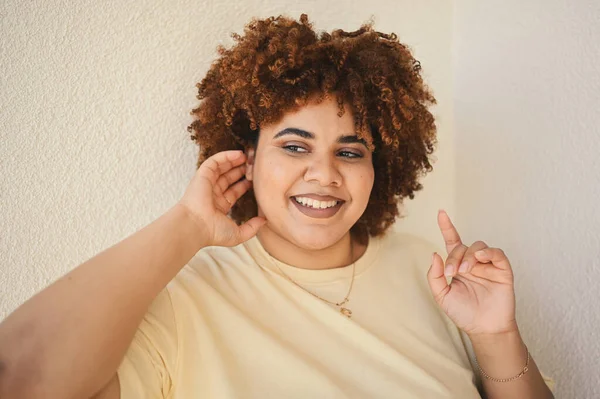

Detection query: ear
xmin=245 ymin=147 xmax=255 ymax=181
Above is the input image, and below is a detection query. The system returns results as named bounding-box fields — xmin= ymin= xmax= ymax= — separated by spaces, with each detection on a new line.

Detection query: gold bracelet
xmin=475 ymin=345 xmax=530 ymax=383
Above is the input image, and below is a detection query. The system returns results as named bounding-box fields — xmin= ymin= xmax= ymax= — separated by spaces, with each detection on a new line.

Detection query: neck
xmin=256 ymin=226 xmax=366 ymax=270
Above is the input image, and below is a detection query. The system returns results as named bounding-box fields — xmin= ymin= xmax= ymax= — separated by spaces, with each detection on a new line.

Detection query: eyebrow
xmin=272 ymin=127 xmax=369 ymax=148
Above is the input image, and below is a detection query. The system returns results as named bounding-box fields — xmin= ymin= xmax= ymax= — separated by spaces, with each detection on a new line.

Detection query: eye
xmin=283 ymin=145 xmax=308 ymax=153
xmin=338 ymin=150 xmax=363 ymax=159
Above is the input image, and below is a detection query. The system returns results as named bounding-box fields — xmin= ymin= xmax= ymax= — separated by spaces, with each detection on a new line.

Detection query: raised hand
xmin=178 ymin=150 xmax=266 ymax=247
xmin=427 ymin=210 xmax=518 ymax=338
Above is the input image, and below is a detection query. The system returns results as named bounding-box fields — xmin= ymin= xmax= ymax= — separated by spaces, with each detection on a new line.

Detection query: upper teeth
xmin=294 ymin=196 xmax=339 ymax=209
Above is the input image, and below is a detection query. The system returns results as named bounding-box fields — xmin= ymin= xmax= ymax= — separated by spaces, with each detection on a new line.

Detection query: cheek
xmin=347 ymin=166 xmax=375 ymax=203
xmin=254 ymin=154 xmax=299 ymax=203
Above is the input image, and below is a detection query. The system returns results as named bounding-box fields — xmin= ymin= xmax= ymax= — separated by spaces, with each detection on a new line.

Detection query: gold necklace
xmin=270 ymin=238 xmax=356 ymax=318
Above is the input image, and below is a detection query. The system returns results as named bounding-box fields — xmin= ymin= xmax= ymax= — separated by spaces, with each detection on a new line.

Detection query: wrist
xmin=469 ymin=326 xmax=529 ymax=381
xmin=469 ymin=327 xmax=523 ymax=355
xmin=467 ymin=321 xmax=520 ymax=345
xmin=172 ymin=203 xmax=212 ymax=249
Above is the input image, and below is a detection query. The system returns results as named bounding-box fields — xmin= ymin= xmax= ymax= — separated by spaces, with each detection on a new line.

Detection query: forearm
xmin=470 ymin=329 xmax=553 ymax=399
xmin=0 ymin=203 xmax=208 ymax=399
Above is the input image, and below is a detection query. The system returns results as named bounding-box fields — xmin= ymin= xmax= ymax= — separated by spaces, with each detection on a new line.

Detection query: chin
xmin=287 ymin=227 xmax=348 ymax=251
xmin=257 ymin=207 xmax=356 ymax=250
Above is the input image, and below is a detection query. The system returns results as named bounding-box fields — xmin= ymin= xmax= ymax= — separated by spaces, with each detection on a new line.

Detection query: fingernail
xmin=444 ymin=264 xmax=454 ymax=277
xmin=475 ymin=250 xmax=486 ymax=257
xmin=459 ymin=261 xmax=469 ymax=273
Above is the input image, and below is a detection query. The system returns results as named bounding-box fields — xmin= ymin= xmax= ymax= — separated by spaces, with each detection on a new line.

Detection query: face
xmin=245 ymin=94 xmax=375 ymax=250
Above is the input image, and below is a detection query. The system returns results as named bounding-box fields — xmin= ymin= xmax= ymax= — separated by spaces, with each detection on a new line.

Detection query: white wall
xmin=453 ymin=0 xmax=600 ymax=397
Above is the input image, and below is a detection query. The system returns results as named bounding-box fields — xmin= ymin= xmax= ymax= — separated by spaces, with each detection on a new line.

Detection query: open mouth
xmin=290 ymin=196 xmax=344 ymax=219
xmin=292 ymin=196 xmax=340 ymax=209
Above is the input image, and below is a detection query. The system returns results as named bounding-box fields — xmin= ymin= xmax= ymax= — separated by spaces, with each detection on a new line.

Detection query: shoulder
xmin=166 ymin=241 xmax=258 ymax=296
xmin=189 ymin=242 xmax=252 ymax=270
xmin=174 ymin=241 xmax=253 ymax=278
xmin=377 ymin=230 xmax=444 ymax=259
xmin=373 ymin=230 xmax=445 ymax=290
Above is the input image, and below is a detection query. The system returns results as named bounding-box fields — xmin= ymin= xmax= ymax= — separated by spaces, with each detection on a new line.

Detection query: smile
xmin=293 ymin=196 xmax=339 ymax=209
xmin=290 ymin=196 xmax=344 ymax=219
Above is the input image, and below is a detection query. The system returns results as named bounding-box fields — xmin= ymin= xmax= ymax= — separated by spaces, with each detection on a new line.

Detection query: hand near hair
xmin=178 ymin=150 xmax=266 ymax=247
xmin=426 ymin=210 xmax=518 ymax=338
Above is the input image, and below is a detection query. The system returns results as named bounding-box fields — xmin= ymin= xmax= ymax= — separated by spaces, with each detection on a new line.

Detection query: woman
xmin=0 ymin=14 xmax=554 ymax=398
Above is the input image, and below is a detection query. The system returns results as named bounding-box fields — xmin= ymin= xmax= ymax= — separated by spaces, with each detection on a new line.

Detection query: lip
xmin=290 ymin=197 xmax=344 ymax=219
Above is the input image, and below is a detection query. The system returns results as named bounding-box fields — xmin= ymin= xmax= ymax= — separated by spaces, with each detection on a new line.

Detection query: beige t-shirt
xmin=117 ymin=231 xmax=552 ymax=398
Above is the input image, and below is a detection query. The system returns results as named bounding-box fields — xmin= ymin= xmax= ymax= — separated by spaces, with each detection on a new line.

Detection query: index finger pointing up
xmin=437 ymin=209 xmax=463 ymax=254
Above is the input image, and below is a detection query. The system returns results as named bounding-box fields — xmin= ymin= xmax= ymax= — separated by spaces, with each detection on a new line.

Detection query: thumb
xmin=236 ymin=216 xmax=267 ymax=243
xmin=427 ymin=252 xmax=450 ymax=305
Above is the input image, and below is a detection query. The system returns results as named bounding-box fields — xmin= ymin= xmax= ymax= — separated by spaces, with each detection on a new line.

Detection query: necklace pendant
xmin=340 ymin=307 xmax=352 ymax=318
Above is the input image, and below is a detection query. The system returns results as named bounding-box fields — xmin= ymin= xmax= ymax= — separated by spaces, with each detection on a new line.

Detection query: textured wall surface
xmin=453 ymin=1 xmax=600 ymax=397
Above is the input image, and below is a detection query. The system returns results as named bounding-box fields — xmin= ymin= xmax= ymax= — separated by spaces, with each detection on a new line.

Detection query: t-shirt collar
xmin=243 ymin=233 xmax=382 ymax=284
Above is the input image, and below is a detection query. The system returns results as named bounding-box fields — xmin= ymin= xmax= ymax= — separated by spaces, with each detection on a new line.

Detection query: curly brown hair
xmin=187 ymin=13 xmax=437 ymax=240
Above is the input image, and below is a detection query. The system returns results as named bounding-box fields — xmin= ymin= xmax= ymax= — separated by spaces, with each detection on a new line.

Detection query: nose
xmin=303 ymin=154 xmax=342 ymax=187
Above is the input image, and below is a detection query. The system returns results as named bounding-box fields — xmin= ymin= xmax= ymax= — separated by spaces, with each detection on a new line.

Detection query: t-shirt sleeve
xmin=540 ymin=372 xmax=556 ymax=393
xmin=117 ymin=287 xmax=179 ymax=399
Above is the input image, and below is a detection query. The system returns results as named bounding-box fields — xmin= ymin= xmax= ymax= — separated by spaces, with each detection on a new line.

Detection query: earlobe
xmin=245 ymin=148 xmax=255 ymax=181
